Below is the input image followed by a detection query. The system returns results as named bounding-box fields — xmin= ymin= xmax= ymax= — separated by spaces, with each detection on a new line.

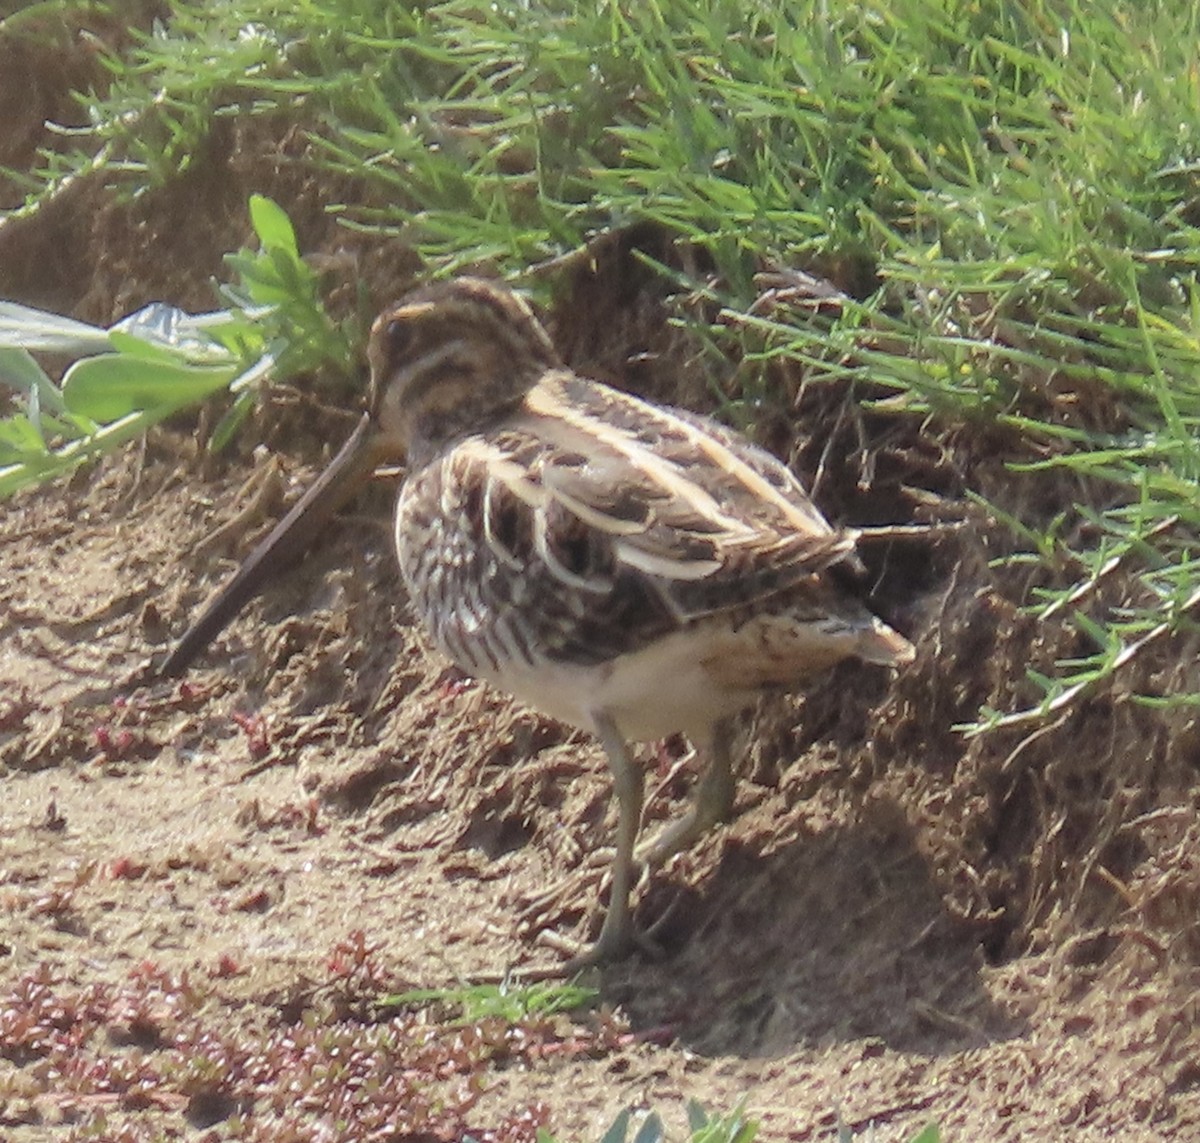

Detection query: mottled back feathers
xmin=394 ymin=365 xmax=903 ymax=674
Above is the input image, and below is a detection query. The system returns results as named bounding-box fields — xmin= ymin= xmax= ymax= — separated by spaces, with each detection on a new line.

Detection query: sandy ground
xmin=1 ymin=415 xmax=1197 ymax=1142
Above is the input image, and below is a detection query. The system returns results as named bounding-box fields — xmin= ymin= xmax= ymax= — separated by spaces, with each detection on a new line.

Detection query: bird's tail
xmin=855 ymin=615 xmax=916 ymax=667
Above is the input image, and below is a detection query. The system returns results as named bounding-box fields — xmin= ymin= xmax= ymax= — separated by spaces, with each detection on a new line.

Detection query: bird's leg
xmin=636 ymin=719 xmax=736 ymax=870
xmin=561 ymin=710 xmax=644 ymax=970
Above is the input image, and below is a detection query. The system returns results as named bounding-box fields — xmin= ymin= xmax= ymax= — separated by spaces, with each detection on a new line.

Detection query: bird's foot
xmin=633 ymin=806 xmax=716 ymax=871
xmin=515 ymin=848 xmax=671 ymax=972
xmin=515 ymin=846 xmax=616 ymax=941
xmin=536 ymin=908 xmax=664 ymax=974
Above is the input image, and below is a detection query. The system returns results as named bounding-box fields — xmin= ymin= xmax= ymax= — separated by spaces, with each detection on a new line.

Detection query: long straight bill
xmin=160 ymin=413 xmax=386 ymax=677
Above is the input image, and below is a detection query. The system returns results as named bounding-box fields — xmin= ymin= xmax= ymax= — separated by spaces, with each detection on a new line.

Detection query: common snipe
xmin=162 ymin=277 xmax=915 ymax=969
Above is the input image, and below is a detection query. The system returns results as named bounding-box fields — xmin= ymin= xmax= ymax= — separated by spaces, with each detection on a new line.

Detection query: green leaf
xmin=687 ymin=1101 xmax=755 ymax=1143
xmin=0 ymin=347 xmax=67 ymax=415
xmin=0 ymin=414 xmax=48 ymax=459
xmin=0 ymin=301 xmax=109 ymax=354
xmin=0 ymin=347 xmax=56 ymax=398
xmin=249 ymin=193 xmax=299 ymax=257
xmin=597 ymin=1109 xmax=631 ymax=1143
xmin=631 ymin=1113 xmax=665 ymax=1143
xmin=62 ymin=355 xmax=238 ymax=420
xmin=206 ymin=387 xmax=258 ymax=453
xmin=107 ymin=330 xmax=195 ymax=364
xmin=0 ymin=408 xmax=154 ymax=498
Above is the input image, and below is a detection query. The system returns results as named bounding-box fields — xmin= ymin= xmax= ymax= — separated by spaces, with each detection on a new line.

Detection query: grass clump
xmin=383 ymin=979 xmax=598 ymax=1025
xmin=4 ymin=0 xmax=1200 ymax=725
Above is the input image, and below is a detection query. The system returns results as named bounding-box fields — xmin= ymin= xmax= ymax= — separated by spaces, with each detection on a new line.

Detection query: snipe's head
xmin=158 ymin=278 xmax=559 ymax=678
xmin=368 ymin=277 xmax=561 ymax=464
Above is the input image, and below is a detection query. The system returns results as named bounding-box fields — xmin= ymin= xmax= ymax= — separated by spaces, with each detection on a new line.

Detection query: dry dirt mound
xmin=2 ymin=25 xmax=1199 ymax=1143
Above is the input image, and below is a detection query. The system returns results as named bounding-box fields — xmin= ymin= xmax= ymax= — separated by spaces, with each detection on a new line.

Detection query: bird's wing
xmin=519 ymin=373 xmax=858 ymax=620
xmin=448 ymin=372 xmax=857 ymax=637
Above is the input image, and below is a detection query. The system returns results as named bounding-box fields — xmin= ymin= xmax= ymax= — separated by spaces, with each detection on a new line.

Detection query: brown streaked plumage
xmin=162 ymin=276 xmax=915 ymax=970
